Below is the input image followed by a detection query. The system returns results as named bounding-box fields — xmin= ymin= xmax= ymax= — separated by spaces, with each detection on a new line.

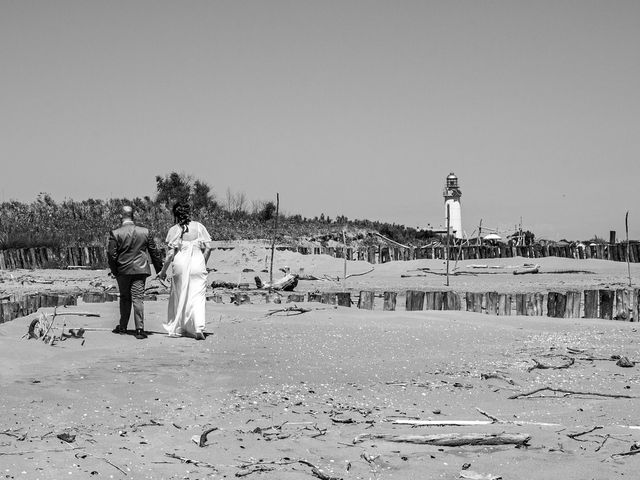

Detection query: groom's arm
xmin=107 ymin=231 xmax=119 ymax=276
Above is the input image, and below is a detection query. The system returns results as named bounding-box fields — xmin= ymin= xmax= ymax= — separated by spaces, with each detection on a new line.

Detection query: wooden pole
xmin=269 ymin=193 xmax=280 ymax=292
xmin=342 ymin=229 xmax=347 ymax=288
xmin=446 ymin=204 xmax=450 ymax=286
xmin=626 ymin=212 xmax=632 ymax=287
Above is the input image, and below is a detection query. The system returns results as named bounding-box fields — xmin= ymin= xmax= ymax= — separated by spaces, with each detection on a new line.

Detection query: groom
xmin=107 ymin=205 xmax=164 ymax=339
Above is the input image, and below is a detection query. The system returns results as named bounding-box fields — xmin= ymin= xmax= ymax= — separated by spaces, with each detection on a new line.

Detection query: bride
xmin=158 ymin=202 xmax=212 ymax=340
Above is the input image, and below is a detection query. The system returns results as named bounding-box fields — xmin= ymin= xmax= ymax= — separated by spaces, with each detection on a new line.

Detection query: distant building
xmin=443 ymin=173 xmax=462 ymax=239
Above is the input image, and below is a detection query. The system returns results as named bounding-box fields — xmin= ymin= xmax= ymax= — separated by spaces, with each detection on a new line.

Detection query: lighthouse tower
xmin=443 ymin=173 xmax=463 ymax=239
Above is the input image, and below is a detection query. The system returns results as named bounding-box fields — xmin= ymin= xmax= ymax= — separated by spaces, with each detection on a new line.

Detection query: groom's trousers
xmin=116 ymin=274 xmax=147 ymax=331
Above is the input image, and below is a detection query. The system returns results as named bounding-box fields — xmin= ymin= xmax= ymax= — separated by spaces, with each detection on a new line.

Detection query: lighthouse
xmin=443 ymin=173 xmax=462 ymax=239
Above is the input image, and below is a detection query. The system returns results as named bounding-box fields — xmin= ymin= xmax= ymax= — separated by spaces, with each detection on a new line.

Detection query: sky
xmin=1 ymin=0 xmax=639 ymax=241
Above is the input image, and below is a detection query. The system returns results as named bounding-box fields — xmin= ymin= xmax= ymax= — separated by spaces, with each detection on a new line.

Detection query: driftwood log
xmin=509 ymin=387 xmax=635 ymax=400
xmin=353 ymin=432 xmax=531 ymax=446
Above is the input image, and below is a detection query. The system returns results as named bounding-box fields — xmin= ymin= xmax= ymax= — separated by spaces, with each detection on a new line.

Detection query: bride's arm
xmin=157 ymin=248 xmax=174 ymax=280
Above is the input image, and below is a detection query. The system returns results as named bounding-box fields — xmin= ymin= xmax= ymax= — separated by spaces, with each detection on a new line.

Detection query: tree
xmin=258 ymin=201 xmax=277 ymax=221
xmin=155 ymin=172 xmax=192 ymax=207
xmin=191 ymin=180 xmax=216 ymax=211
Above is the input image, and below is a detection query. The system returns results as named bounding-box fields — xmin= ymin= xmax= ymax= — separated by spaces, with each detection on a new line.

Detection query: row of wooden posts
xmin=304 ymin=242 xmax=640 ymax=263
xmin=1 ymin=288 xmax=638 ymax=324
xmin=0 ymin=246 xmax=108 ymax=270
xmin=1 ymin=241 xmax=639 ymax=271
xmin=291 ymin=288 xmax=639 ymax=321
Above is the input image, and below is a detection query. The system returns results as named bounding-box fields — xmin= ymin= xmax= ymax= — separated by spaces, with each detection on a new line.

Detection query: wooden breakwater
xmin=300 ymin=288 xmax=640 ymax=321
xmin=318 ymin=242 xmax=640 ymax=264
xmin=2 ymin=288 xmax=638 ymax=324
xmin=0 ymin=293 xmax=78 ymax=323
xmin=0 ymin=246 xmax=108 ymax=270
xmin=1 ymin=241 xmax=640 ymax=271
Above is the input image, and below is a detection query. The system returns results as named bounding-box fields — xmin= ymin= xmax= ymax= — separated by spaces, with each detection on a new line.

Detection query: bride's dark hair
xmin=172 ymin=202 xmax=191 ymax=238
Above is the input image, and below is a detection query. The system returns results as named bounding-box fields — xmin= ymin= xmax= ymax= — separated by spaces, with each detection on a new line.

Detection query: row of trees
xmin=0 ymin=172 xmax=438 ymax=250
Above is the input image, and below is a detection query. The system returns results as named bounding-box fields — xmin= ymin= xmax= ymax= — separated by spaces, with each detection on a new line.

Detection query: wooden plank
xmin=383 ymin=292 xmax=397 ymax=311
xmin=358 ymin=291 xmax=375 ymax=310
xmin=634 ymin=289 xmax=640 ymax=322
xmin=599 ymin=290 xmax=614 ymax=320
xmin=498 ymin=294 xmax=512 ymax=316
xmin=405 ymin=290 xmax=425 ymax=311
xmin=336 ymin=292 xmax=351 ymax=307
xmin=584 ymin=290 xmax=598 ymax=318
xmin=485 ymin=292 xmax=498 ymax=315
xmin=614 ymin=289 xmax=630 ymax=321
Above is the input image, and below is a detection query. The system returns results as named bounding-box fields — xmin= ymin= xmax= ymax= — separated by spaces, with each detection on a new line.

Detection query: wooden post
xmin=383 ymin=292 xmax=397 ymax=311
xmin=321 ymin=292 xmax=337 ymax=305
xmin=424 ymin=291 xmax=436 ymax=310
xmin=269 ymin=193 xmax=280 ymax=293
xmin=599 ymin=290 xmax=614 ymax=320
xmin=307 ymin=292 xmax=322 ymax=303
xmin=433 ymin=291 xmax=444 ymax=310
xmin=465 ymin=292 xmax=474 ymax=312
xmin=406 ymin=290 xmax=425 ymax=311
xmin=634 ymin=288 xmax=640 ymax=322
xmin=444 ymin=291 xmax=460 ymax=311
xmin=564 ymin=291 xmax=582 ymax=318
xmin=583 ymin=290 xmax=598 ymax=318
xmin=484 ymin=292 xmax=498 ymax=315
xmin=336 ymin=292 xmax=351 ymax=307
xmin=614 ymin=289 xmax=630 ymax=321
xmin=547 ymin=292 xmax=566 ymax=318
xmin=498 ymin=294 xmax=512 ymax=316
xmin=358 ymin=291 xmax=375 ymax=310
xmin=525 ymin=294 xmax=537 ymax=316
xmin=515 ymin=294 xmax=527 ymax=315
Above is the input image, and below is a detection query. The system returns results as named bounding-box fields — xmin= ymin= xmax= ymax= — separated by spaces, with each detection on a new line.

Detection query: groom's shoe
xmin=135 ymin=329 xmax=148 ymax=340
xmin=112 ymin=325 xmax=126 ymax=335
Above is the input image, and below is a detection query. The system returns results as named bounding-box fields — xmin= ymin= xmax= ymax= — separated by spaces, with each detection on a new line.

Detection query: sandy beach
xmin=1 ymin=251 xmax=639 ymax=479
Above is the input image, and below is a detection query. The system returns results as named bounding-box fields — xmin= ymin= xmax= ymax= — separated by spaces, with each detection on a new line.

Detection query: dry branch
xmin=353 ymin=432 xmax=530 ymax=447
xmin=509 ymin=387 xmax=635 ymax=400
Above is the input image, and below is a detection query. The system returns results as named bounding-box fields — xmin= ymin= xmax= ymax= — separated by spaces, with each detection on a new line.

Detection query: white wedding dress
xmin=163 ymin=221 xmax=211 ymax=337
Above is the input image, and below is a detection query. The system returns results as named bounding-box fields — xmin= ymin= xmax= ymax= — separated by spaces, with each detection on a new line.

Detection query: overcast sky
xmin=1 ymin=1 xmax=639 ymax=240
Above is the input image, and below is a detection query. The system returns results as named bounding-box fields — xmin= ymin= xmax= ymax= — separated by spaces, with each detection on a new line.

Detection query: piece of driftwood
xmin=480 ymin=372 xmax=517 ymax=386
xmin=165 ymin=452 xmax=217 ymax=469
xmin=345 ymin=267 xmax=374 ymax=279
xmin=266 ymin=306 xmax=311 ymax=316
xmin=194 ymin=427 xmax=218 ymax=447
xmin=527 ymin=357 xmax=575 ymax=372
xmin=509 ymin=387 xmax=635 ymax=400
xmin=566 ymin=425 xmax=602 ymax=440
xmin=353 ymin=432 xmax=531 ymax=446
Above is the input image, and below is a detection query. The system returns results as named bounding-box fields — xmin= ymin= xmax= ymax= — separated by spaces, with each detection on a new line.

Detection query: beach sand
xmin=1 ymin=250 xmax=639 ymax=479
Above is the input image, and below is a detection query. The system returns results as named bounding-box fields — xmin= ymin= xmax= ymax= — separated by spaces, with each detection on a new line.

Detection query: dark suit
xmin=107 ymin=221 xmax=163 ymax=331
